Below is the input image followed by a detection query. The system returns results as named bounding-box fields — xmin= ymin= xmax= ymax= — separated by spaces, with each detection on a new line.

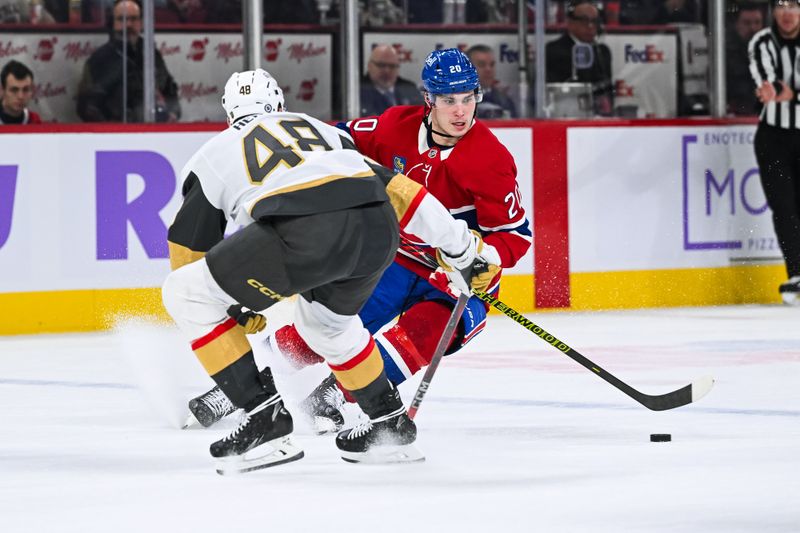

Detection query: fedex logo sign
xmin=624 ymin=44 xmax=665 ymax=63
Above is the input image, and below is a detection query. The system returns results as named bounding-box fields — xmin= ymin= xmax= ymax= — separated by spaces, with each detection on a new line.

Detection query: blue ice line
xmin=2 ymin=378 xmax=797 ymax=418
xmin=429 ymin=396 xmax=800 ymax=418
xmin=0 ymin=378 xmax=135 ymax=390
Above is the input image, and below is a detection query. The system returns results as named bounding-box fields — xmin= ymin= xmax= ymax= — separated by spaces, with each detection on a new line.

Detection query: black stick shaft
xmin=472 ymin=290 xmax=699 ymax=411
xmin=407 ymin=292 xmax=470 ymax=420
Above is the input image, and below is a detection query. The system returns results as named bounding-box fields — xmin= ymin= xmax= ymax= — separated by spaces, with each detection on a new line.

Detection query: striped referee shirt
xmin=749 ymin=25 xmax=800 ymax=129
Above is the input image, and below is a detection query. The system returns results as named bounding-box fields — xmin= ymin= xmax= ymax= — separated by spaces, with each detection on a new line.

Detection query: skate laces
xmin=223 ymin=394 xmax=281 ymax=442
xmin=322 ymin=386 xmax=345 ymax=409
xmin=344 ymin=407 xmax=405 ymax=440
xmin=204 ymin=388 xmax=234 ymax=417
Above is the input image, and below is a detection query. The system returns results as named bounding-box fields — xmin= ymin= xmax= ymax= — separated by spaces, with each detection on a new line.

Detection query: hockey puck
xmin=650 ymin=433 xmax=671 ymax=442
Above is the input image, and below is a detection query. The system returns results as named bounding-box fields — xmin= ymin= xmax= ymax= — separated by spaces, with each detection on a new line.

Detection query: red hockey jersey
xmin=343 ymin=106 xmax=531 ymax=279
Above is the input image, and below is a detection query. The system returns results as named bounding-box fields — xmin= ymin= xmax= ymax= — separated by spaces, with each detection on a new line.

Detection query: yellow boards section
xmin=570 ymin=265 xmax=785 ymax=310
xmin=0 ymin=289 xmax=170 ymax=335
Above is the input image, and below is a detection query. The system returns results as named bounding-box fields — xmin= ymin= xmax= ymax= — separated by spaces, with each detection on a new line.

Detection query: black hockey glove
xmin=226 ymin=305 xmax=267 ymax=334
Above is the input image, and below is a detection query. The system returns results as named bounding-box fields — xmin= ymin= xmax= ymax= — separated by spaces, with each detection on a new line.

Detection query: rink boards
xmin=0 ymin=119 xmax=783 ymax=334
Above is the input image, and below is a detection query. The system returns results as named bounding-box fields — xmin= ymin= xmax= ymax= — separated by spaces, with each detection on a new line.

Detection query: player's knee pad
xmin=293 ymin=296 xmax=371 ymax=366
xmin=162 ymin=259 xmax=236 ymax=338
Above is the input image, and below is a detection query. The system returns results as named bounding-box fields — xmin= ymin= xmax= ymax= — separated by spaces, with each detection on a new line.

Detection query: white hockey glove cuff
xmin=436 ymin=230 xmax=481 ymax=272
xmin=435 ymin=231 xmax=502 ymax=294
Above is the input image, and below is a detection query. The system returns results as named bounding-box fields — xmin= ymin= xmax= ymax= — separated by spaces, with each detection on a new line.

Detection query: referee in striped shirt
xmin=749 ymin=0 xmax=800 ymax=305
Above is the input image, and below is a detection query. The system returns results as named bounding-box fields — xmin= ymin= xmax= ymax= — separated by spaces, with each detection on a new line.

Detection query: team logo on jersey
xmin=428 ymin=148 xmax=438 ymax=158
xmin=392 ymin=156 xmax=406 ymax=174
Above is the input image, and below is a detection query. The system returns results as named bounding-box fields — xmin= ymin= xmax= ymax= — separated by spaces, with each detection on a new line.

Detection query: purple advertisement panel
xmin=96 ymin=151 xmax=176 ymax=261
xmin=681 ymin=131 xmax=776 ymax=260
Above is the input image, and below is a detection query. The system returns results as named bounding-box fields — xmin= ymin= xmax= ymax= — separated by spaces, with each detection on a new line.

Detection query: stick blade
xmin=690 ymin=375 xmax=715 ymax=403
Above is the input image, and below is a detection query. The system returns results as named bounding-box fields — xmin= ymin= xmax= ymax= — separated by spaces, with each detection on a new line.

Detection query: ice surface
xmin=1 ymin=305 xmax=798 ymax=533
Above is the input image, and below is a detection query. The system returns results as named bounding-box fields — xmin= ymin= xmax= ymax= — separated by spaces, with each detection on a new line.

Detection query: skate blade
xmin=215 ymin=436 xmax=304 ymax=475
xmin=341 ymin=444 xmax=425 ymax=465
xmin=182 ymin=412 xmax=201 ymax=430
xmin=312 ymin=416 xmax=343 ymax=436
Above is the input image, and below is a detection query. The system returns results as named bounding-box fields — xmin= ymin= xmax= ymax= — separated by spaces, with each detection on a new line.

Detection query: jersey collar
xmin=416 ymin=120 xmax=455 ymax=161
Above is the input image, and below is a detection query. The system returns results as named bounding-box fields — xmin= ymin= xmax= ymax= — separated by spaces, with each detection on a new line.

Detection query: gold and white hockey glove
xmin=435 ymin=230 xmax=502 ymax=294
xmin=226 ymin=305 xmax=267 ymax=334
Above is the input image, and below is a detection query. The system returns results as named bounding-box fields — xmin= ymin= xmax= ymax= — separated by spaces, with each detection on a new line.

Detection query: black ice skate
xmin=336 ymin=406 xmax=424 ymax=464
xmin=210 ymin=394 xmax=304 ymax=475
xmin=299 ymin=373 xmax=346 ymax=435
xmin=779 ymin=276 xmax=800 ymax=306
xmin=183 ymin=367 xmax=275 ymax=429
xmin=183 ymin=387 xmax=237 ymax=429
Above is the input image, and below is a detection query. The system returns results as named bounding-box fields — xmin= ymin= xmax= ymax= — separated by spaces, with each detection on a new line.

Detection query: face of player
xmin=1 ymin=74 xmax=34 ymax=116
xmin=567 ymin=4 xmax=600 ymax=44
xmin=775 ymin=1 xmax=800 ymax=38
xmin=429 ymin=91 xmax=478 ymax=145
xmin=469 ymin=51 xmax=496 ymax=90
xmin=113 ymin=0 xmax=143 ymax=45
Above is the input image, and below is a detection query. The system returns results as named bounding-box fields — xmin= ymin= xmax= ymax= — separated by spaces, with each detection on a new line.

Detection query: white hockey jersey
xmin=168 ymin=111 xmax=472 ymax=270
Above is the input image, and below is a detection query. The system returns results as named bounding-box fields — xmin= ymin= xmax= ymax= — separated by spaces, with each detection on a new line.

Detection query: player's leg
xmin=302 ymin=272 xmax=489 ymax=432
xmin=276 ymin=261 xmax=422 ymax=370
xmin=290 ymin=203 xmax=421 ymax=462
xmin=755 ymin=125 xmax=800 ymax=303
xmin=163 ymin=221 xmax=304 ymax=474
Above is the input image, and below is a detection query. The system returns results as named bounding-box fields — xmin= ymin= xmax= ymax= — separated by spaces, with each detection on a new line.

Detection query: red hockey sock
xmin=274 ymin=324 xmax=325 ymax=368
xmin=380 ymin=300 xmax=458 ymax=376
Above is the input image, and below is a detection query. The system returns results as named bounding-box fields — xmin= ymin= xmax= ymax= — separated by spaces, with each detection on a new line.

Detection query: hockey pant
xmin=162 ymin=204 xmax=401 ymax=417
xmin=279 ymin=261 xmax=490 ymax=388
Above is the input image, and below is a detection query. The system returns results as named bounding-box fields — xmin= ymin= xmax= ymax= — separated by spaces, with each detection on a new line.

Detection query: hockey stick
xmin=472 ymin=290 xmax=715 ymax=411
xmin=406 ymin=259 xmax=485 ymax=420
xmin=407 ymin=291 xmax=470 ymax=420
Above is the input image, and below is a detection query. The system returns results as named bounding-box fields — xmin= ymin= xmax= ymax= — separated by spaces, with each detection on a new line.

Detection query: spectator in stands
xmin=361 ymin=0 xmax=404 ymax=25
xmin=467 ymin=44 xmax=517 ymax=118
xmin=0 ymin=0 xmax=56 ymax=22
xmin=76 ymin=0 xmax=180 ymax=122
xmin=546 ymin=0 xmax=614 ymax=116
xmin=360 ymin=44 xmax=423 ymax=116
xmin=156 ymin=0 xmax=207 ymax=23
xmin=727 ymin=2 xmax=765 ymax=115
xmin=651 ymin=0 xmax=702 ymax=24
xmin=407 ymin=0 xmax=442 ymax=22
xmin=0 ymin=60 xmax=41 ymax=124
xmin=266 ymin=0 xmax=318 ymax=23
xmin=466 ymin=0 xmax=515 ymax=23
xmin=619 ymin=0 xmax=661 ymax=24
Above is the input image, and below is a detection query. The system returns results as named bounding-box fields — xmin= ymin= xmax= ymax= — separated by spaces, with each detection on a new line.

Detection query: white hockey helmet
xmin=221 ymin=69 xmax=284 ymax=122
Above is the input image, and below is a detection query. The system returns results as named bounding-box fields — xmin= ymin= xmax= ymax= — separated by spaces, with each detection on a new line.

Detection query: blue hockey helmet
xmin=421 ymin=48 xmax=481 ymax=96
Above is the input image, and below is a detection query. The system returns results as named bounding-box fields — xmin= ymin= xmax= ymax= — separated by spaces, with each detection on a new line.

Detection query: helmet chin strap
xmin=424 ymin=116 xmax=460 ymax=140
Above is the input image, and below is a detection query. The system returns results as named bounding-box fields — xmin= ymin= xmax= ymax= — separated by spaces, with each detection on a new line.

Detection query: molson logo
xmin=180 ymin=82 xmax=217 ymax=102
xmin=287 ymin=42 xmax=325 ymax=63
xmin=297 ymin=78 xmax=317 ymax=101
xmin=216 ymin=41 xmax=243 ymax=63
xmin=32 ymin=81 xmax=67 ymax=103
xmin=35 ymin=38 xmax=57 ymax=61
xmin=0 ymin=41 xmax=29 ymax=58
xmin=63 ymin=41 xmax=95 ymax=62
xmin=158 ymin=41 xmax=181 ymax=57
xmin=186 ymin=38 xmax=208 ymax=61
xmin=264 ymin=39 xmax=281 ymax=61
